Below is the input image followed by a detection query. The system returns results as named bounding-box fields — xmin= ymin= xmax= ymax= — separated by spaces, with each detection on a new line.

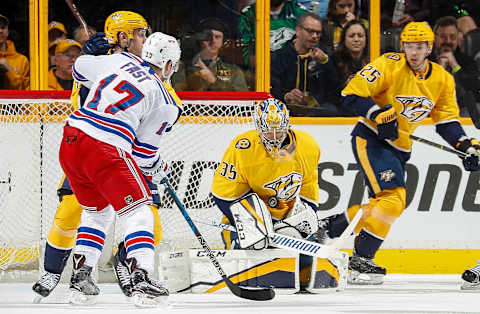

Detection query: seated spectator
xmin=73 ymin=25 xmax=96 ymax=45
xmin=332 ymin=20 xmax=369 ymax=116
xmin=48 ymin=39 xmax=61 ymax=69
xmin=239 ymin=0 xmax=307 ymax=69
xmin=379 ymin=0 xmax=431 ymax=30
xmin=271 ymin=12 xmax=339 ymax=116
xmin=48 ymin=39 xmax=81 ymax=90
xmin=172 ymin=18 xmax=248 ymax=91
xmin=48 ymin=21 xmax=67 ymax=44
xmin=430 ymin=16 xmax=480 ymax=117
xmin=321 ymin=0 xmax=368 ymax=52
xmin=0 ymin=14 xmax=29 ymax=90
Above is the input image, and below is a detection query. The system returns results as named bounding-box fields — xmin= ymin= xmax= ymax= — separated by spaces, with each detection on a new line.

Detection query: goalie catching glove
xmin=274 ymin=198 xmax=319 ymax=239
xmin=456 ymin=138 xmax=480 ymax=171
xmin=370 ymin=104 xmax=398 ymax=141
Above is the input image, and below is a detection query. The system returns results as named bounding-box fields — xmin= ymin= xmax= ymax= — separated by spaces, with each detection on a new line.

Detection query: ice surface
xmin=0 ymin=275 xmax=478 ymax=314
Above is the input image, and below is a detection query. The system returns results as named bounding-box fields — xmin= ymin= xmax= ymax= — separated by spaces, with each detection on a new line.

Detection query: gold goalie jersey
xmin=342 ymin=52 xmax=461 ymax=152
xmin=211 ymin=129 xmax=320 ymax=220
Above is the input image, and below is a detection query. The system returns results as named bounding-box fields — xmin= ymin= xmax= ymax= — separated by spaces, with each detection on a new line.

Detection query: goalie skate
xmin=127 ymin=257 xmax=169 ymax=308
xmin=32 ymin=271 xmax=61 ymax=301
xmin=348 ymin=255 xmax=386 ymax=285
xmin=461 ymin=262 xmax=480 ymax=290
xmin=69 ymin=254 xmax=99 ymax=305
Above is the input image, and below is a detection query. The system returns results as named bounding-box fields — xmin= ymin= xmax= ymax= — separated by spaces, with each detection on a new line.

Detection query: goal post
xmin=0 ymin=90 xmax=270 ymax=282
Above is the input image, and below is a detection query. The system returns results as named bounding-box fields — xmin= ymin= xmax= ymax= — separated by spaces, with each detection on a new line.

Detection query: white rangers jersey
xmin=69 ymin=52 xmax=181 ymax=168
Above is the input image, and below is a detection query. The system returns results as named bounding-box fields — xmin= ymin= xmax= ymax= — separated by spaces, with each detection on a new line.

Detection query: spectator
xmin=73 ymin=25 xmax=96 ymax=45
xmin=48 ymin=39 xmax=81 ymax=90
xmin=173 ymin=17 xmax=248 ymax=91
xmin=271 ymin=12 xmax=339 ymax=116
xmin=378 ymin=0 xmax=431 ymax=30
xmin=430 ymin=16 xmax=480 ymax=117
xmin=0 ymin=14 xmax=29 ymax=90
xmin=322 ymin=0 xmax=368 ymax=52
xmin=332 ymin=20 xmax=369 ymax=116
xmin=239 ymin=0 xmax=307 ymax=69
xmin=48 ymin=39 xmax=61 ymax=69
xmin=48 ymin=21 xmax=67 ymax=44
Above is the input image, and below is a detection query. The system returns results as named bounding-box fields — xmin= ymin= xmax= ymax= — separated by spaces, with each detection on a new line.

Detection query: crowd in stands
xmin=1 ymin=0 xmax=480 ymax=117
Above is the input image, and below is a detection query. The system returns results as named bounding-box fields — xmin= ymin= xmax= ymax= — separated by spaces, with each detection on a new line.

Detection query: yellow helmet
xmin=400 ymin=21 xmax=434 ymax=49
xmin=104 ymin=11 xmax=148 ymax=45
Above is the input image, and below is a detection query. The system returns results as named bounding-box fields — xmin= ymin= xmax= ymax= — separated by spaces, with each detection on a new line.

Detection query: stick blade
xmin=224 ymin=276 xmax=275 ymax=301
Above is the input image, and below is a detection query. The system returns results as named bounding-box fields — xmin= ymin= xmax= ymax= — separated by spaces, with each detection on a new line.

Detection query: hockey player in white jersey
xmin=58 ymin=32 xmax=181 ymax=307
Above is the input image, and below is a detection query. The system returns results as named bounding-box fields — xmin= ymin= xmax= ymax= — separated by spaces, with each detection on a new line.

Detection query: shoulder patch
xmin=385 ymin=53 xmax=401 ymax=61
xmin=235 ymin=138 xmax=251 ymax=149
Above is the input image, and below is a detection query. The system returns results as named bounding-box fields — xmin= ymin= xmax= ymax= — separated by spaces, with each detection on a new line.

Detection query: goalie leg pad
xmin=305 ymin=251 xmax=349 ymax=293
xmin=159 ymin=249 xmax=299 ymax=294
xmin=229 ymin=193 xmax=274 ymax=249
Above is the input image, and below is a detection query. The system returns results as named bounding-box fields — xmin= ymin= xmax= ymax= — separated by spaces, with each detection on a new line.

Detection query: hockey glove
xmin=82 ymin=32 xmax=111 ymax=56
xmin=456 ymin=138 xmax=480 ymax=171
xmin=139 ymin=159 xmax=169 ymax=184
xmin=370 ymin=105 xmax=398 ymax=141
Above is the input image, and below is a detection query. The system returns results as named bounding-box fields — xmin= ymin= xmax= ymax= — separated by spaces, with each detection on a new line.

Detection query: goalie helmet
xmin=142 ymin=32 xmax=181 ymax=77
xmin=253 ymin=98 xmax=290 ymax=155
xmin=104 ymin=11 xmax=148 ymax=45
xmin=401 ymin=21 xmax=434 ymax=49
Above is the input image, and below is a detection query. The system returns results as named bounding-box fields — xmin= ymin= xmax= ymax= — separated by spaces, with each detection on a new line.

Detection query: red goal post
xmin=0 ymin=90 xmax=269 ymax=281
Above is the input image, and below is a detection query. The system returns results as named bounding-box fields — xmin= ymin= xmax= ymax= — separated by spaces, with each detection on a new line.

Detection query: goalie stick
xmin=160 ymin=178 xmax=275 ymax=301
xmin=193 ymin=209 xmax=363 ymax=259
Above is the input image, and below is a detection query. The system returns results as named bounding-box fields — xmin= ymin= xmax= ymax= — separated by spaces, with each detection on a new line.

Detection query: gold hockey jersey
xmin=211 ymin=129 xmax=320 ymax=220
xmin=342 ymin=52 xmax=461 ymax=152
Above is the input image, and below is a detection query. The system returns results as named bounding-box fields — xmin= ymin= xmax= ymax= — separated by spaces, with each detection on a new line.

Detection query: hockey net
xmin=0 ymin=90 xmax=269 ymax=282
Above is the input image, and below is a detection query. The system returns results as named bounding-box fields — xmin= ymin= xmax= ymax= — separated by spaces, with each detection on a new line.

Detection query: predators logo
xmin=264 ymin=172 xmax=303 ymax=202
xmin=396 ymin=95 xmax=434 ymax=122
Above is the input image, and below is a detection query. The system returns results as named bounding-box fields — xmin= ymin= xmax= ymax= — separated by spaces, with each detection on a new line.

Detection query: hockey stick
xmin=194 ymin=218 xmax=330 ymax=258
xmin=193 ymin=208 xmax=363 ymax=258
xmin=409 ymin=134 xmax=467 ymax=158
xmin=65 ymin=0 xmax=90 ymax=37
xmin=160 ymin=178 xmax=275 ymax=301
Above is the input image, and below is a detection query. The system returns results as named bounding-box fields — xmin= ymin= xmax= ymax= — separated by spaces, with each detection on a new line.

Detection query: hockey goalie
xmin=160 ymin=98 xmax=350 ymax=294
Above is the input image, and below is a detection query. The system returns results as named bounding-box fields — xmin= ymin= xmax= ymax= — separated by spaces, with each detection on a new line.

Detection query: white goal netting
xmin=0 ymin=91 xmax=269 ymax=282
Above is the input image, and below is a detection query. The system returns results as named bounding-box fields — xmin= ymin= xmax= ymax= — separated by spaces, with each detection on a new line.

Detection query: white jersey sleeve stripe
xmin=132 ymin=139 xmax=158 ymax=159
xmin=72 ymin=66 xmax=88 ymax=82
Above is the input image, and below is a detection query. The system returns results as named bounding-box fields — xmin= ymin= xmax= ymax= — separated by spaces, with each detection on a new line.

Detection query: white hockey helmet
xmin=253 ymin=98 xmax=290 ymax=156
xmin=142 ymin=32 xmax=181 ymax=79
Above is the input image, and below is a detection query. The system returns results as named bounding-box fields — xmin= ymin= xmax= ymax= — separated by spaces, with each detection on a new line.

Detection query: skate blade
xmin=461 ymin=282 xmax=480 ymax=291
xmin=69 ymin=289 xmax=98 ymax=305
xmin=131 ymin=292 xmax=169 ymax=308
xmin=348 ymin=271 xmax=384 ymax=285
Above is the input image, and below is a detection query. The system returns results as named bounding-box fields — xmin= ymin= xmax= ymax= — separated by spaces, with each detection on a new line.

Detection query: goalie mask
xmin=142 ymin=32 xmax=181 ymax=81
xmin=253 ymin=98 xmax=290 ymax=155
xmin=104 ymin=11 xmax=149 ymax=45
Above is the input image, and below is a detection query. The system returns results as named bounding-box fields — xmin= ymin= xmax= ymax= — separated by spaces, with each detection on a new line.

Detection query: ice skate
xmin=348 ymin=254 xmax=386 ymax=285
xmin=112 ymin=243 xmax=132 ymax=297
xmin=69 ymin=254 xmax=99 ymax=305
xmin=32 ymin=270 xmax=61 ymax=302
xmin=126 ymin=257 xmax=169 ymax=308
xmin=461 ymin=262 xmax=480 ymax=290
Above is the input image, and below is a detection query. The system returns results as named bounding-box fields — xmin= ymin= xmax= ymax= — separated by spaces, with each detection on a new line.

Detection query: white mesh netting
xmin=0 ymin=91 xmax=268 ymax=281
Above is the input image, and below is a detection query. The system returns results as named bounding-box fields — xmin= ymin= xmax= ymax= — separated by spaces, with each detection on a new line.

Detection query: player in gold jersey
xmin=211 ymin=97 xmax=323 ymax=288
xmin=323 ymin=21 xmax=480 ymax=285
